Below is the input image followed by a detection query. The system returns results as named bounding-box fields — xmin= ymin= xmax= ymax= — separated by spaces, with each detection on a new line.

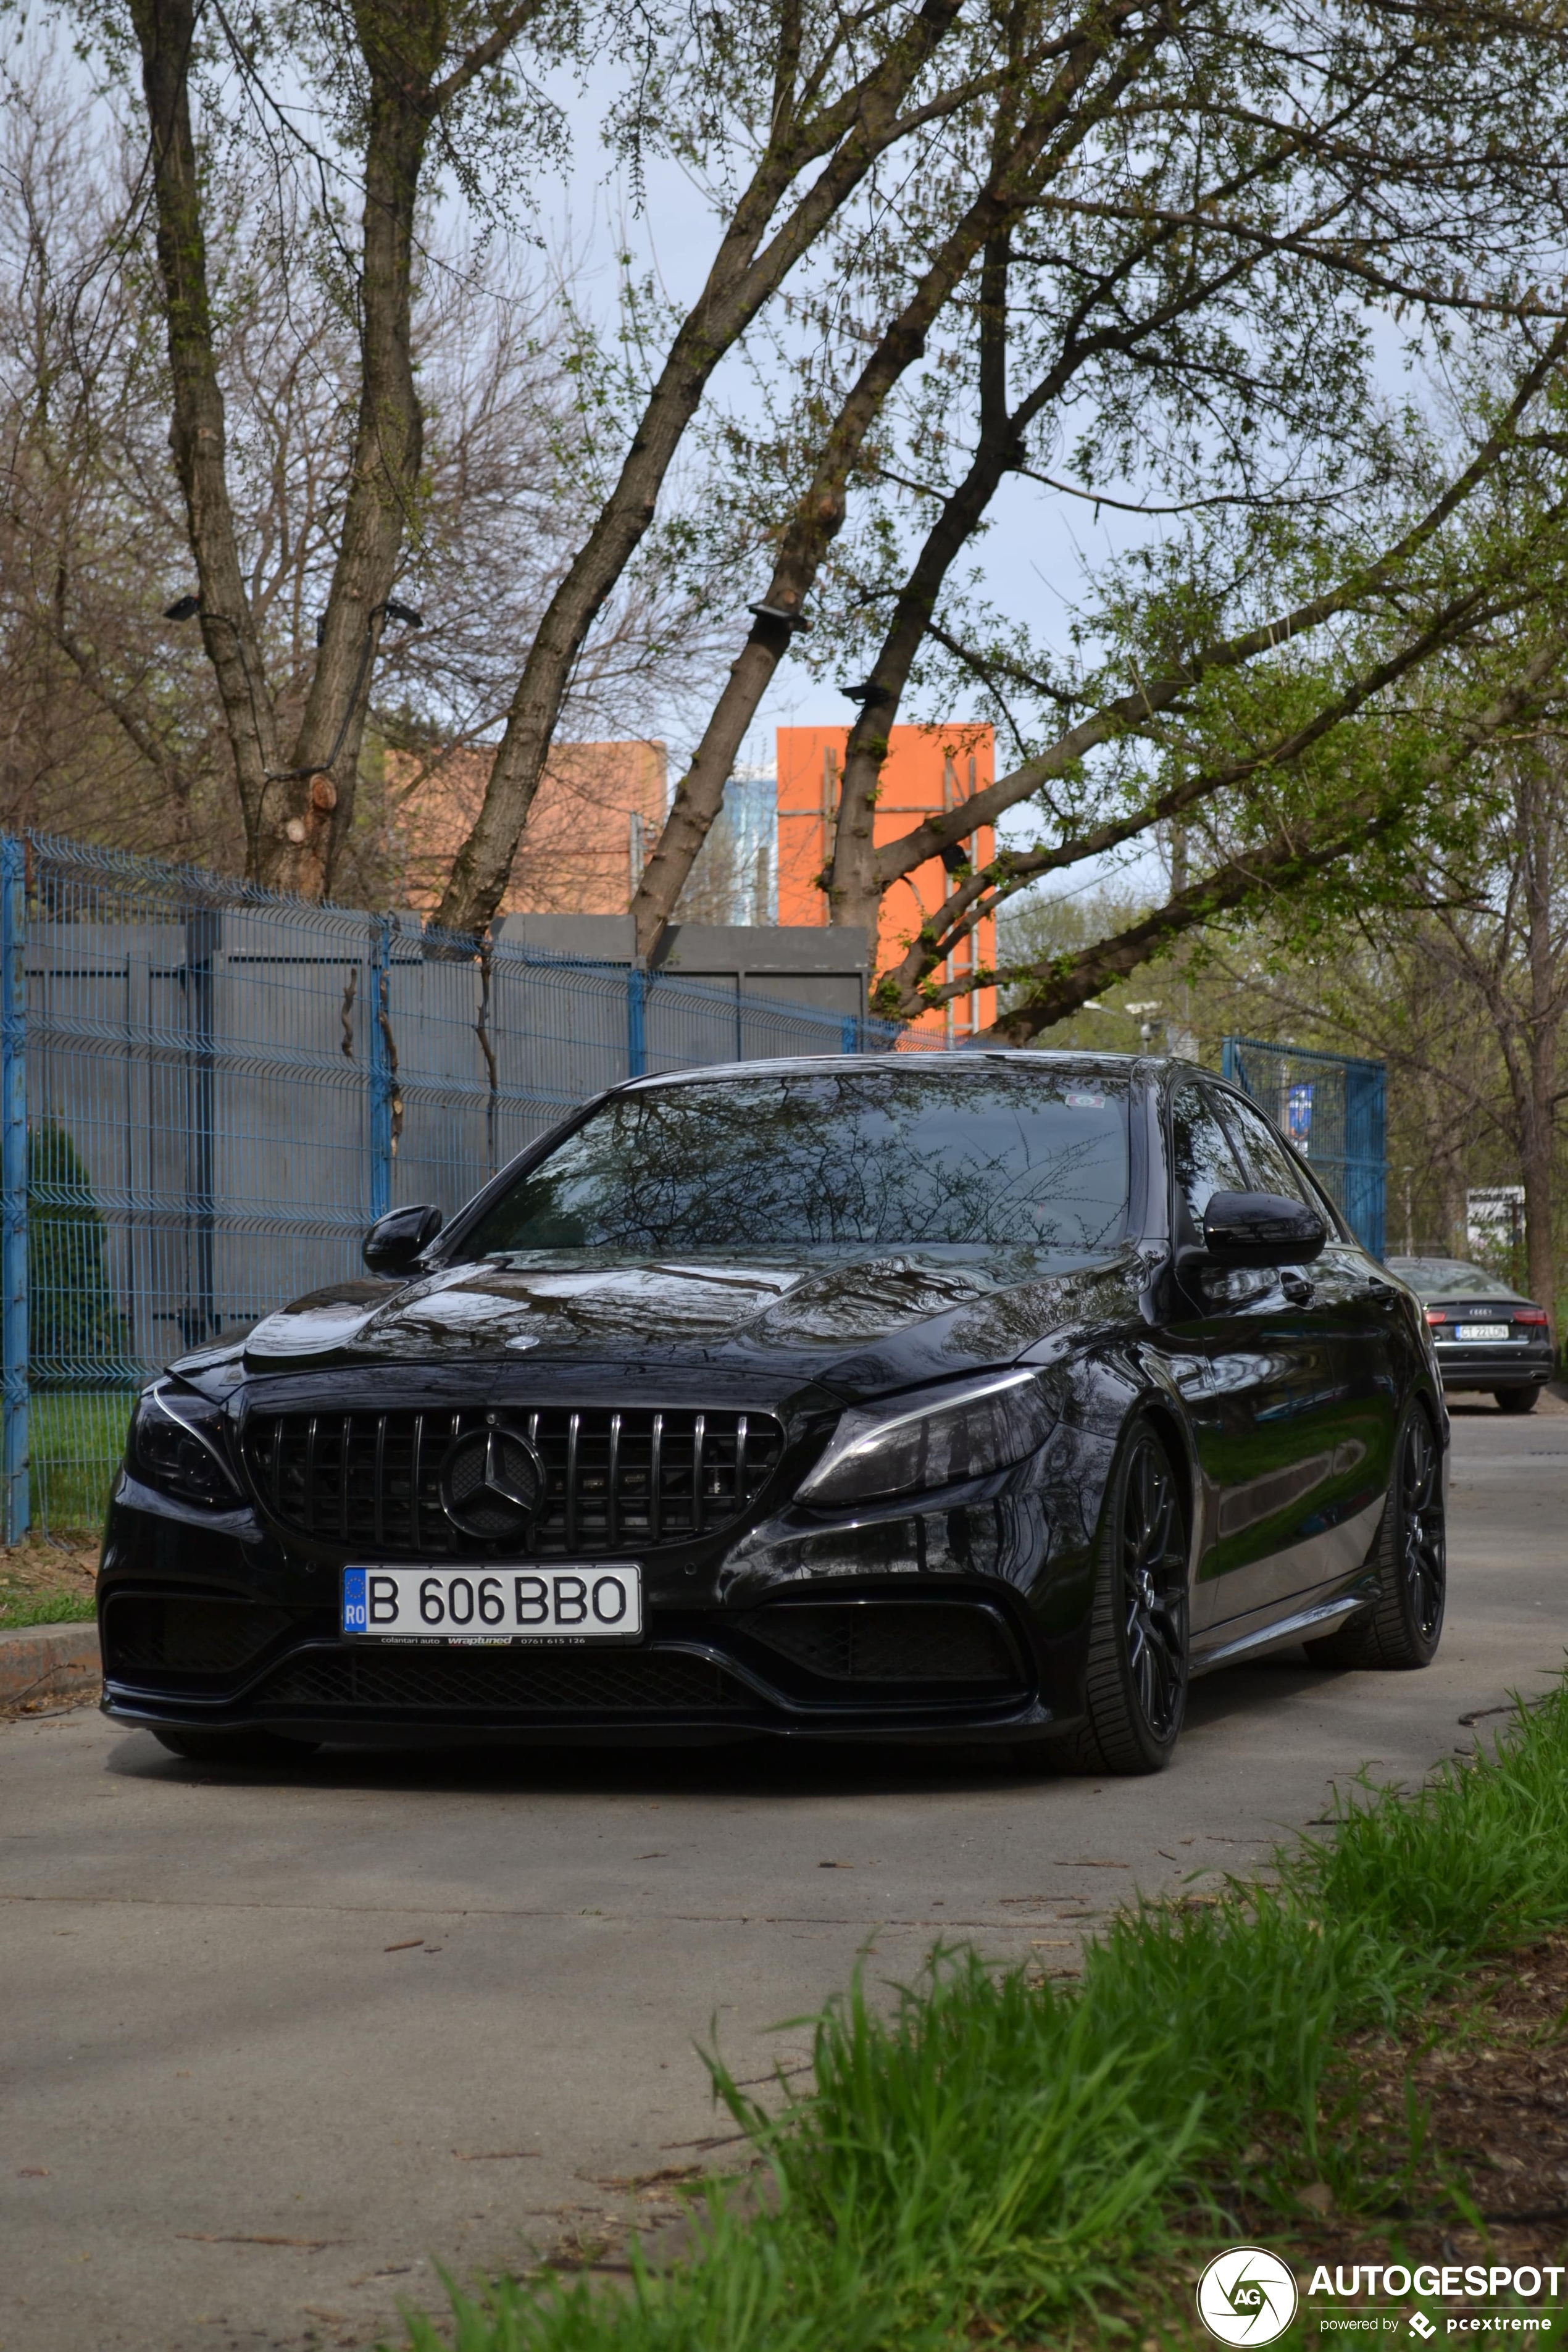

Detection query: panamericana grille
xmin=103 ymin=1596 xmax=302 ymax=1678
xmin=242 ymin=1406 xmax=783 ymax=1558
xmin=740 ymin=1601 xmax=1024 ymax=1688
xmin=260 ymin=1646 xmax=744 ymax=1714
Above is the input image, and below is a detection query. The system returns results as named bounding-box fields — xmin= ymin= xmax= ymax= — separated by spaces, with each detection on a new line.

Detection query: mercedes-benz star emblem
xmin=439 ymin=1422 xmax=544 ymax=1541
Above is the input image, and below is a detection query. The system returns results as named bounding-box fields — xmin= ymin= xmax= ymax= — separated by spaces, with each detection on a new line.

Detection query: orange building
xmin=386 ymin=740 xmax=666 ymax=917
xmin=776 ymin=725 xmax=997 ymax=1039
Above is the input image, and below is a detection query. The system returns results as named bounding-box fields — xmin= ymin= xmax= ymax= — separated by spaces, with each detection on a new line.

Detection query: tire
xmin=1303 ymin=1406 xmax=1445 ymax=1670
xmin=1056 ymin=1420 xmax=1190 ymax=1775
xmin=1495 ymin=1386 xmax=1539 ymax=1414
xmin=151 ymin=1727 xmax=319 ymax=1766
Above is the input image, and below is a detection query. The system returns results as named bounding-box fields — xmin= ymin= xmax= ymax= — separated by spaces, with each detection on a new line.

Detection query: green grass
xmin=0 ymin=1590 xmax=96 ymax=1630
xmin=30 ymin=1390 xmax=133 ymax=1535
xmin=395 ymin=1674 xmax=1568 ymax=2352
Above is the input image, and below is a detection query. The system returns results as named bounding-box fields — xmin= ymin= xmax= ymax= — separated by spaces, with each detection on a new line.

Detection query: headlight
xmin=128 ymin=1380 xmax=243 ymax=1507
xmin=797 ymin=1369 xmax=1051 ymax=1508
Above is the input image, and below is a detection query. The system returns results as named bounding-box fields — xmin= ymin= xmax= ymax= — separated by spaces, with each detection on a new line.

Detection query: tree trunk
xmin=1516 ymin=765 xmax=1561 ymax=1337
xmin=128 ymin=0 xmax=279 ymax=861
xmin=1414 ymin=1065 xmax=1469 ymax=1255
xmin=130 ymin=0 xmax=549 ymax=901
xmin=262 ymin=9 xmax=439 ymax=898
xmin=828 ymin=228 xmax=1019 ymax=943
xmin=630 ymin=16 xmax=1140 ymax=959
xmin=433 ymin=0 xmax=970 ymax=940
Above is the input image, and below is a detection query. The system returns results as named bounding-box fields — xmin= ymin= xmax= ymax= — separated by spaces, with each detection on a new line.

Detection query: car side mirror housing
xmin=1203 ymin=1190 xmax=1327 ymax=1267
xmin=362 ymin=1203 xmax=443 ymax=1277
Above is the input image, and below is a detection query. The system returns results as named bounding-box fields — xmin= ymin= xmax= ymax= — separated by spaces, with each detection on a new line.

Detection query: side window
xmin=1219 ymin=1093 xmax=1310 ymax=1205
xmin=1170 ymin=1085 xmax=1248 ymax=1237
xmin=1220 ymin=1090 xmax=1343 ymax=1232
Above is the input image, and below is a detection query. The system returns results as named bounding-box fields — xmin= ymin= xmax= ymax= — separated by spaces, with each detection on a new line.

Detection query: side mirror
xmin=362 ymin=1203 xmax=443 ymax=1277
xmin=1203 ymin=1190 xmax=1326 ymax=1267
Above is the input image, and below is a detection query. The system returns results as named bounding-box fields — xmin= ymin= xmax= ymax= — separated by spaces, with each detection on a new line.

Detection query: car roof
xmin=619 ymin=1048 xmax=1186 ymax=1093
xmin=1385 ymin=1256 xmax=1531 ymax=1300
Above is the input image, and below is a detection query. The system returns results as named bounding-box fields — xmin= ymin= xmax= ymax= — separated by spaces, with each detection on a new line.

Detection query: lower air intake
xmin=104 ymin=1596 xmax=302 ymax=1677
xmin=740 ymin=1600 xmax=1024 ymax=1687
xmin=260 ymin=1646 xmax=746 ymax=1714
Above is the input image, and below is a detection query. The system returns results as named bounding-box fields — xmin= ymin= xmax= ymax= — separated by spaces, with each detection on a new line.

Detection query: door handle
xmin=1280 ymin=1271 xmax=1314 ymax=1306
xmin=1361 ymin=1277 xmax=1395 ymax=1300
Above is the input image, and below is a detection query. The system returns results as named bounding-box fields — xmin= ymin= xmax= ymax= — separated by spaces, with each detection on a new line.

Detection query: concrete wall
xmin=491 ymin=916 xmax=872 ymax=1021
xmin=29 ymin=908 xmax=888 ymax=1377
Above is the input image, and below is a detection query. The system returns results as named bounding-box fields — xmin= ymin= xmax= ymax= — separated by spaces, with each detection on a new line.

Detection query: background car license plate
xmin=341 ymin=1564 xmax=642 ymax=1641
xmin=1453 ymin=1324 xmax=1512 ymax=1342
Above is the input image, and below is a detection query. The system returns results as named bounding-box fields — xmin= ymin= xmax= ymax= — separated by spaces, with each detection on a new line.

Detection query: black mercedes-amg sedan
xmin=98 ymin=1053 xmax=1447 ymax=1776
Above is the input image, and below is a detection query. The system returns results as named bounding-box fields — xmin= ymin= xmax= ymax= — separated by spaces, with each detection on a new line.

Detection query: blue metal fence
xmin=8 ymin=830 xmax=909 ymax=1537
xmin=3 ymin=839 xmax=28 ymax=1541
xmin=1221 ymin=1035 xmax=1387 ymax=1256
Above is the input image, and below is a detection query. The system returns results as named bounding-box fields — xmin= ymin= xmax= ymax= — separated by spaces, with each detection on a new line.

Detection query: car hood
xmin=240 ymin=1245 xmax=1139 ymax=1399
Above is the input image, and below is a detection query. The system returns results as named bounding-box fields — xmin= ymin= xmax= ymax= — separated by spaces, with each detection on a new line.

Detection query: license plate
xmin=1453 ymin=1324 xmax=1514 ymax=1343
xmin=341 ymin=1564 xmax=643 ymax=1642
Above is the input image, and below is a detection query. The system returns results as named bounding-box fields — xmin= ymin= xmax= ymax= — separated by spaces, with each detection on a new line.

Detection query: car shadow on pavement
xmin=102 ymin=1726 xmax=1041 ymax=1798
xmin=1182 ymin=1649 xmax=1343 ymax=1730
xmin=99 ymin=1646 xmax=1338 ymax=1799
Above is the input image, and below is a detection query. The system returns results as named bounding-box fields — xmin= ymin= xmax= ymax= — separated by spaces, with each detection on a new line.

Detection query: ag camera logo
xmin=1197 ymin=2246 xmax=1299 ymax=2345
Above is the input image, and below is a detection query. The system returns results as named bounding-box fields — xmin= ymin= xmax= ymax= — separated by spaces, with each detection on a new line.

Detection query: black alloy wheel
xmin=1305 ymin=1406 xmax=1446 ymax=1672
xmin=1495 ymin=1387 xmax=1539 ymax=1415
xmin=1059 ymin=1420 xmax=1190 ymax=1775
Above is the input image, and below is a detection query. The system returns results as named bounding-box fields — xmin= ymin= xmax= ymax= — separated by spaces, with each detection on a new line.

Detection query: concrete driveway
xmin=3 ymin=1401 xmax=1565 ymax=2352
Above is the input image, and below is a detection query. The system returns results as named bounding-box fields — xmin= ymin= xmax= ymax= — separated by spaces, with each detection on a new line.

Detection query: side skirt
xmin=1190 ymin=1574 xmax=1380 ymax=1676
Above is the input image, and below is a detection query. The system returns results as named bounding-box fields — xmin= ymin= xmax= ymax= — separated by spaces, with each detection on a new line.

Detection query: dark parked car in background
xmin=99 ymin=1054 xmax=1448 ymax=1777
xmin=1383 ymin=1256 xmax=1553 ymax=1412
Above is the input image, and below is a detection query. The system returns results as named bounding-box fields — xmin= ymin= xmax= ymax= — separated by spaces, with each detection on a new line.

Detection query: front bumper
xmin=99 ymin=1595 xmax=1059 ymax=1747
xmin=96 ymin=1485 xmax=1089 ymax=1748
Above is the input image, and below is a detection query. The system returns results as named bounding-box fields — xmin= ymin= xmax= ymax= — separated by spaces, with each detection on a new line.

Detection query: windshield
xmin=462 ymin=1067 xmax=1131 ymax=1254
xmin=1385 ymin=1257 xmax=1524 ymax=1301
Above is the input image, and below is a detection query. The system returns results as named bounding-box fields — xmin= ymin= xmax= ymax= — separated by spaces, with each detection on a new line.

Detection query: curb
xmin=0 ymin=1622 xmax=102 ymax=1710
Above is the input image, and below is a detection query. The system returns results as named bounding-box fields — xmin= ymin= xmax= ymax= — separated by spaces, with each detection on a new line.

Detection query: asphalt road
xmin=4 ymin=1399 xmax=1566 ymax=2352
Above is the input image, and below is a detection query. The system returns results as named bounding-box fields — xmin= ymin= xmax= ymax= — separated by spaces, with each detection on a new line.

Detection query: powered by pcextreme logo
xmin=1308 ymin=2263 xmax=1566 ymax=2334
xmin=1198 ymin=2248 xmax=1299 ymax=2344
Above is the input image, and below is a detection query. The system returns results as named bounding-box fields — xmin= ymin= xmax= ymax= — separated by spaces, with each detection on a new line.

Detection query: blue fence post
xmin=369 ymin=915 xmax=392 ymax=1219
xmin=1 ymin=836 xmax=28 ymax=1541
xmin=627 ymin=967 xmax=646 ymax=1080
xmin=183 ymin=907 xmax=218 ymax=1346
xmin=1343 ymin=1059 xmax=1387 ymax=1258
